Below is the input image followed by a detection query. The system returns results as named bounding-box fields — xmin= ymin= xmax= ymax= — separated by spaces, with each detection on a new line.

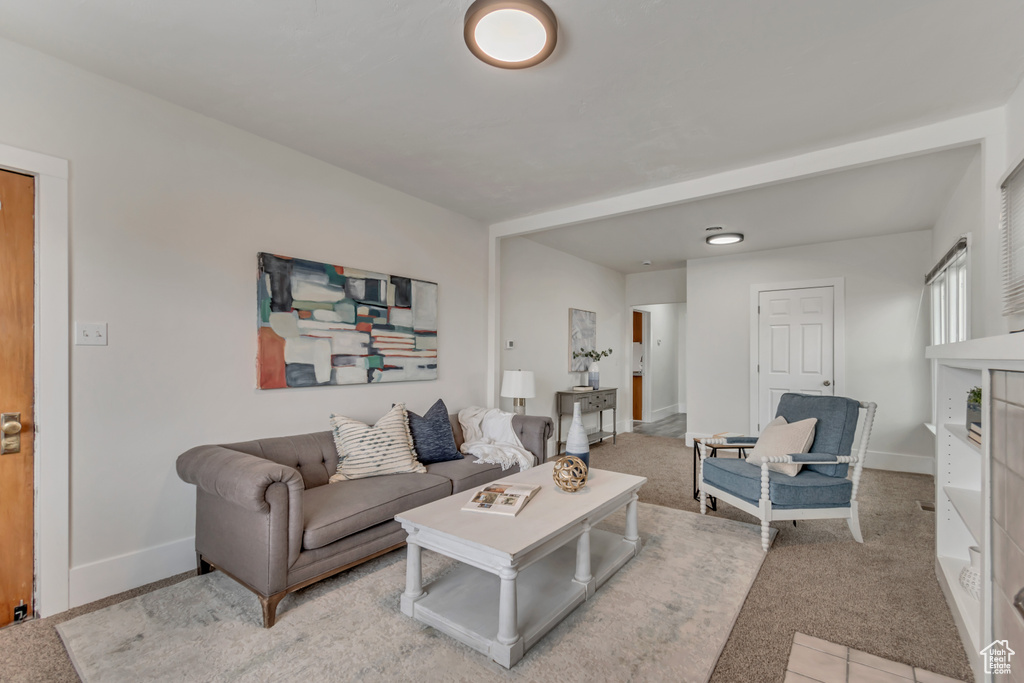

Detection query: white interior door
xmin=757 ymin=286 xmax=834 ymax=431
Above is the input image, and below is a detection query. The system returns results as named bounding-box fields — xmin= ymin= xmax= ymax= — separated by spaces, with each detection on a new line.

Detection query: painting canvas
xmin=257 ymin=253 xmax=438 ymax=388
xmin=569 ymin=308 xmax=597 ymax=371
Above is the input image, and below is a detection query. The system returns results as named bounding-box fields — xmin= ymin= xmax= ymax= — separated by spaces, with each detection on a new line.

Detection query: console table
xmin=555 ymin=388 xmax=617 ymax=455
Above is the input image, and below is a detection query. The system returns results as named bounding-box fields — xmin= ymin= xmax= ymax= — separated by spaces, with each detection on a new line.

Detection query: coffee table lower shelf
xmin=404 ymin=528 xmax=637 ymax=667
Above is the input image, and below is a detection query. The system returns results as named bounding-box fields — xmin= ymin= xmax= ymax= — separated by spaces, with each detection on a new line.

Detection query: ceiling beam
xmin=489 ymin=107 xmax=1003 ymax=238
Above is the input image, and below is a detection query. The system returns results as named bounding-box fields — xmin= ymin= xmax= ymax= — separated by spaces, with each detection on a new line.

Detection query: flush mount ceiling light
xmin=464 ymin=0 xmax=558 ymax=69
xmin=706 ymin=233 xmax=745 ymax=245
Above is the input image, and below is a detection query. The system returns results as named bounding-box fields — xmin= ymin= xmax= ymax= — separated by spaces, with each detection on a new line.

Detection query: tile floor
xmin=631 ymin=412 xmax=687 ymax=438
xmin=785 ymin=633 xmax=966 ymax=683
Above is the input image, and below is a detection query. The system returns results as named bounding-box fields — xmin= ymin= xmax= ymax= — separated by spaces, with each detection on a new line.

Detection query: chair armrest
xmin=177 ymin=445 xmax=304 ymax=514
xmin=758 ymin=453 xmax=858 ymax=465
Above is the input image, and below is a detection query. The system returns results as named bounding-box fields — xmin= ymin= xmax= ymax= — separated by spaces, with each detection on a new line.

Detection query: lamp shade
xmin=500 ymin=370 xmax=536 ymax=399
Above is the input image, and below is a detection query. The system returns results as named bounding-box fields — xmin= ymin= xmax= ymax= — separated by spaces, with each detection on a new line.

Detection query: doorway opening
xmin=630 ymin=303 xmax=687 ymax=438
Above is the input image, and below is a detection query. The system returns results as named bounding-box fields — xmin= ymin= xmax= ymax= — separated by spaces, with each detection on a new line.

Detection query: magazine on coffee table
xmin=462 ymin=482 xmax=541 ymax=517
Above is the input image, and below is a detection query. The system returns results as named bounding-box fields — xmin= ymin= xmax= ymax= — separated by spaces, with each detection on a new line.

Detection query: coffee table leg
xmin=625 ymin=492 xmax=640 ymax=551
xmin=400 ymin=539 xmax=424 ymax=616
xmin=497 ymin=567 xmax=520 ymax=646
xmin=574 ymin=523 xmax=595 ymax=596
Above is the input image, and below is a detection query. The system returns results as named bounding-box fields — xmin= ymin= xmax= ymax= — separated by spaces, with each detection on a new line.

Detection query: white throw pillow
xmin=329 ymin=403 xmax=425 ymax=481
xmin=745 ymin=416 xmax=817 ymax=477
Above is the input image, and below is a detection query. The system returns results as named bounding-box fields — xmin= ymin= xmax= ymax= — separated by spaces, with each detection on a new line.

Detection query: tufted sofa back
xmin=224 ymin=431 xmax=338 ymax=489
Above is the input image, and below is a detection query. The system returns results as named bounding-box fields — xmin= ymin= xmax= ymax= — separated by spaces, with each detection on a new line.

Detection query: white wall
xmin=625 ymin=267 xmax=686 ymax=305
xmin=500 ymin=237 xmax=628 ymax=444
xmin=677 ymin=303 xmax=687 ymax=413
xmin=0 ymin=38 xmax=489 ymax=606
xmin=634 ymin=304 xmax=680 ymax=419
xmin=687 ymin=230 xmax=934 ymax=473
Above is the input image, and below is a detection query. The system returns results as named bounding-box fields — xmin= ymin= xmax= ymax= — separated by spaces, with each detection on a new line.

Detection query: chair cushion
xmin=330 ymin=403 xmax=426 ymax=481
xmin=702 ymin=458 xmax=852 ymax=509
xmin=424 ymin=458 xmax=509 ymax=493
xmin=746 ymin=416 xmax=816 ymax=477
xmin=775 ymin=393 xmax=860 ymax=477
xmin=302 ymin=472 xmax=450 ymax=550
xmin=408 ymin=399 xmax=463 ymax=464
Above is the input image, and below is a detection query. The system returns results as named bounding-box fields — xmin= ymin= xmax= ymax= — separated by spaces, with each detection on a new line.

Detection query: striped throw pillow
xmin=329 ymin=404 xmax=426 ymax=481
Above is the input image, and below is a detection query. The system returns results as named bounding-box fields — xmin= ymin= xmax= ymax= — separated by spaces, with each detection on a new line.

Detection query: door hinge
xmin=758 ymin=305 xmax=761 ymax=314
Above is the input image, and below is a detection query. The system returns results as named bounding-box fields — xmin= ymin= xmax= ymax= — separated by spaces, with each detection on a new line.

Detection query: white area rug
xmin=58 ymin=503 xmax=773 ymax=682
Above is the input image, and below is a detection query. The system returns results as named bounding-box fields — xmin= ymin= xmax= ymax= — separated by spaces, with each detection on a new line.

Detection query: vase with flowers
xmin=573 ymin=348 xmax=613 ymax=389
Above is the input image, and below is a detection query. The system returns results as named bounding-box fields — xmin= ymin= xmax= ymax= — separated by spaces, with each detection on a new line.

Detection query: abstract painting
xmin=257 ymin=253 xmax=438 ymax=388
xmin=569 ymin=308 xmax=596 ymax=371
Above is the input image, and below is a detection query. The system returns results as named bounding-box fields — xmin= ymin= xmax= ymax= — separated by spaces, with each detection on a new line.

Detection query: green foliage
xmin=573 ymin=348 xmax=613 ymax=362
xmin=967 ymin=386 xmax=982 ymax=404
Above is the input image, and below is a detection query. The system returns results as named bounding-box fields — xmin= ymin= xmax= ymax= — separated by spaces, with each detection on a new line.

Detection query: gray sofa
xmin=176 ymin=413 xmax=553 ymax=627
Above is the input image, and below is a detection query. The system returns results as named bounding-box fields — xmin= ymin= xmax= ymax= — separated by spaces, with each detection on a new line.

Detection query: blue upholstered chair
xmin=699 ymin=393 xmax=877 ymax=551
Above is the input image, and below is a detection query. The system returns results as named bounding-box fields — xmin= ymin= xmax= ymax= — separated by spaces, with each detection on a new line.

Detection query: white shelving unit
xmin=927 ymin=335 xmax=1024 ymax=683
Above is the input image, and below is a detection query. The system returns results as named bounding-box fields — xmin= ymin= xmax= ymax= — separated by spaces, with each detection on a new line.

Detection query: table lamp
xmin=500 ymin=370 xmax=536 ymax=415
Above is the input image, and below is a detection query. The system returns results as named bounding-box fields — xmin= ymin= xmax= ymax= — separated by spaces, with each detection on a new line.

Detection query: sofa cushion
xmin=775 ymin=393 xmax=859 ymax=477
xmin=424 ymin=458 xmax=510 ymax=494
xmin=408 ymin=399 xmax=463 ymax=464
xmin=746 ymin=416 xmax=816 ymax=477
xmin=302 ymin=472 xmax=451 ymax=550
xmin=702 ymin=457 xmax=852 ymax=509
xmin=330 ymin=403 xmax=426 ymax=481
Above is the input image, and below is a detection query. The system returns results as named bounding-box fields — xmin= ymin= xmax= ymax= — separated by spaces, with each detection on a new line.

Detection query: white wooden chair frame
xmin=699 ymin=401 xmax=877 ymax=551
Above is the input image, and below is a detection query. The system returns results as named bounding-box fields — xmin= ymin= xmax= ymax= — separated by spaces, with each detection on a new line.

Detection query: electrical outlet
xmin=13 ymin=602 xmax=28 ymax=622
xmin=76 ymin=322 xmax=108 ymax=346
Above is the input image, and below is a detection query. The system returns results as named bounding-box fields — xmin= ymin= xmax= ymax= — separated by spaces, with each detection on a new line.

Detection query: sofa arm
xmin=177 ymin=445 xmax=304 ymax=513
xmin=512 ymin=414 xmax=554 ymax=463
xmin=176 ymin=445 xmax=305 ymax=570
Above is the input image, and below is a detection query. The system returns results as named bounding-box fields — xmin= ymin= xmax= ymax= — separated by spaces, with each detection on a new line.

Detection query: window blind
xmin=926 ymin=237 xmax=969 ymax=345
xmin=925 ymin=237 xmax=967 ymax=285
xmin=1002 ymin=161 xmax=1024 ymax=315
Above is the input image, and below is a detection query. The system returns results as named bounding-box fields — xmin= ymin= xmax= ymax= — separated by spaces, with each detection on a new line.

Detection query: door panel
xmin=758 ymin=286 xmax=834 ymax=431
xmin=0 ymin=168 xmax=35 ymax=626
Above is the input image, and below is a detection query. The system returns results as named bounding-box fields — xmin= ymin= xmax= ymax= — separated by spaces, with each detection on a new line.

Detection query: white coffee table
xmin=396 ymin=462 xmax=646 ymax=668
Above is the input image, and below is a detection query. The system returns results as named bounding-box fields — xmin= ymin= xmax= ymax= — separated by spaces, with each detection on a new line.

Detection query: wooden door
xmin=632 ymin=310 xmax=643 ymax=420
xmin=757 ymin=287 xmax=834 ymax=431
xmin=0 ymin=169 xmax=35 ymax=626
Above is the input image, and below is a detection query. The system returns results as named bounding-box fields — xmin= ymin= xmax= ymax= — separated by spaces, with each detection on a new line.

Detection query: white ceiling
xmin=524 ymin=146 xmax=978 ymax=273
xmin=0 ymin=1 xmax=1022 ymax=223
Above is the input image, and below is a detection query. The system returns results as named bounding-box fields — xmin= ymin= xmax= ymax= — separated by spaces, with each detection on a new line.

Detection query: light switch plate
xmin=505 ymin=340 xmax=515 ymax=350
xmin=76 ymin=322 xmax=108 ymax=346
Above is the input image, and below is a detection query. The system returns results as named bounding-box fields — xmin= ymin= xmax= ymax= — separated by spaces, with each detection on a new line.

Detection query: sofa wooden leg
xmin=197 ymin=554 xmax=214 ymax=576
xmin=260 ymin=591 xmax=287 ymax=628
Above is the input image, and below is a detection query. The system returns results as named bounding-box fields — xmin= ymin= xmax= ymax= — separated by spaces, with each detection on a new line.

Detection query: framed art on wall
xmin=257 ymin=253 xmax=438 ymax=388
xmin=569 ymin=308 xmax=596 ymax=371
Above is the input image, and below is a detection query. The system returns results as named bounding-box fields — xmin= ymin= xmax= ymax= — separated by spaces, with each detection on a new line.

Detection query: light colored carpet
xmin=57 ymin=503 xmax=772 ymax=682
xmin=588 ymin=432 xmax=974 ymax=683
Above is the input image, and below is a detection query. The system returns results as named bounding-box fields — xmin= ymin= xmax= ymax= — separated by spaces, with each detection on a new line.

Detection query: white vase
xmin=588 ymin=362 xmax=600 ymax=389
xmin=565 ymin=402 xmax=591 ymax=471
xmin=959 ymin=545 xmax=981 ymax=600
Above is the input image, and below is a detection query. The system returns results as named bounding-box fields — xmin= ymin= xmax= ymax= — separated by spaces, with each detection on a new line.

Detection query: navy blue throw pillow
xmin=407 ymin=399 xmax=463 ymax=464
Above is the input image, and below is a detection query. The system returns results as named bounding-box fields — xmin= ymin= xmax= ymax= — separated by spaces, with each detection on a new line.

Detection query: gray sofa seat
xmin=424 ymin=458 xmax=507 ymax=494
xmin=302 ymin=472 xmax=451 ymax=550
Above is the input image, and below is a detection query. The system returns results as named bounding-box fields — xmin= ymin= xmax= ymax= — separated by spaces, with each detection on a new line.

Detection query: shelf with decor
xmin=927 ymin=337 xmax=1024 ymax=683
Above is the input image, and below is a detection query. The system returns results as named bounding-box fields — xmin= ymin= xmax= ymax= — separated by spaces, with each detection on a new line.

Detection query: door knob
xmin=1 ymin=413 xmax=21 ymax=454
xmin=823 ymin=380 xmax=831 ymax=387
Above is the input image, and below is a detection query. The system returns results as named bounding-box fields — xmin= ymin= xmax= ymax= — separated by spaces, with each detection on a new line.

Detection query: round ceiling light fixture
xmin=705 ymin=233 xmax=745 ymax=245
xmin=464 ymin=0 xmax=558 ymax=69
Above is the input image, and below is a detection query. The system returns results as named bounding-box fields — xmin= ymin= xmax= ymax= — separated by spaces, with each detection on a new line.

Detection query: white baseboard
xmin=678 ymin=403 xmax=687 ymax=414
xmin=863 ymin=450 xmax=934 ymax=475
xmin=69 ymin=536 xmax=195 ymax=608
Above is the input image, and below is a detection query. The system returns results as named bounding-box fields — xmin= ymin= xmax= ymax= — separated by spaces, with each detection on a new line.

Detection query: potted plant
xmin=573 ymin=348 xmax=613 ymax=389
xmin=967 ymin=386 xmax=982 ymax=428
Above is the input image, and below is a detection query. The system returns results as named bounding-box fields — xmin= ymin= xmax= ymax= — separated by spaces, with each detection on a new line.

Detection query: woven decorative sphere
xmin=553 ymin=455 xmax=588 ymax=492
